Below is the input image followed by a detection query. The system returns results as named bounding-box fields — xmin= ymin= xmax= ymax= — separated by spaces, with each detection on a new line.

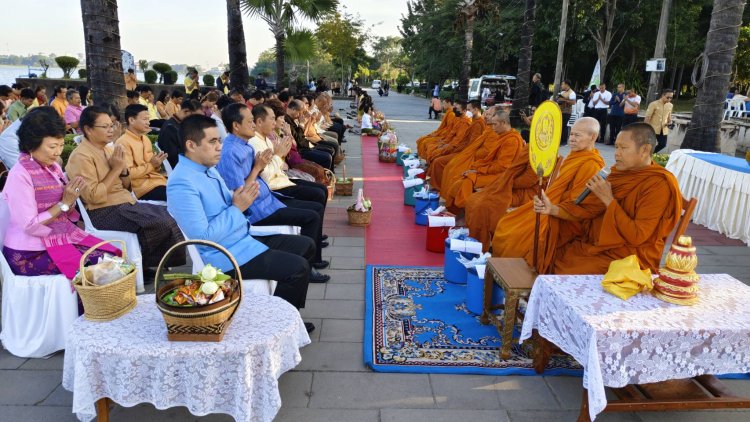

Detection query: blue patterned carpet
xmin=364 ymin=265 xmax=583 ymax=375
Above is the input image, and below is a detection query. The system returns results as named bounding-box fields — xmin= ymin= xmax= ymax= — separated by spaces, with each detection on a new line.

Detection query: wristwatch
xmin=58 ymin=202 xmax=70 ymax=212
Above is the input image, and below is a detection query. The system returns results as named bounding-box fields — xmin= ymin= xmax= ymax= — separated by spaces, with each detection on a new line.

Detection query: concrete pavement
xmin=0 ymin=90 xmax=748 ymax=421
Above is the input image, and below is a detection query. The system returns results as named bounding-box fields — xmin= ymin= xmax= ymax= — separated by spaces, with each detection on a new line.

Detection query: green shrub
xmin=152 ymin=63 xmax=172 ymax=83
xmin=77 ymin=69 xmax=87 ymax=79
xmin=55 ymin=56 xmax=80 ymax=79
xmin=164 ymin=70 xmax=178 ymax=85
xmin=144 ymin=70 xmax=158 ymax=84
xmin=202 ymin=74 xmax=215 ymax=87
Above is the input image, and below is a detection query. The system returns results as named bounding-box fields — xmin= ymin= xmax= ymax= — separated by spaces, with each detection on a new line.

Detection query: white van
xmin=371 ymin=80 xmax=382 ymax=89
xmin=468 ymin=75 xmax=517 ymax=105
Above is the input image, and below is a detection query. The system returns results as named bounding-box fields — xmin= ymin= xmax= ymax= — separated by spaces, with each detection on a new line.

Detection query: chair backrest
xmin=76 ymin=198 xmax=95 ymax=231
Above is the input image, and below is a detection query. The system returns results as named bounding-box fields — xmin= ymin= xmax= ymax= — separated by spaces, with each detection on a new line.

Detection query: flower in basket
xmin=162 ymin=264 xmax=234 ymax=307
xmin=353 ymin=188 xmax=372 ymax=212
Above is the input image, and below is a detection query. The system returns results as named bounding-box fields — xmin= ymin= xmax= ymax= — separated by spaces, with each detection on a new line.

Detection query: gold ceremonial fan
xmin=529 ymin=100 xmax=562 ymax=177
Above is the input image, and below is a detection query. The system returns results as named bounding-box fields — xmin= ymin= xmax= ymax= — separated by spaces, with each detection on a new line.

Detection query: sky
xmin=4 ymin=0 xmax=408 ymax=69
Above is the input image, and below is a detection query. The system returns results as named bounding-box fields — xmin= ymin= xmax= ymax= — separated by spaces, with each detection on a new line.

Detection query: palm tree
xmin=458 ymin=0 xmax=480 ymax=101
xmin=682 ymin=0 xmax=747 ymax=151
xmin=227 ymin=0 xmax=250 ymax=90
xmin=241 ymin=0 xmax=338 ymax=89
xmin=80 ymin=0 xmax=126 ymax=112
xmin=511 ymin=0 xmax=536 ymax=123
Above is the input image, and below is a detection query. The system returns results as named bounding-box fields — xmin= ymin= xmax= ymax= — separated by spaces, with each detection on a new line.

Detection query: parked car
xmin=371 ymin=80 xmax=382 ymax=89
xmin=468 ymin=75 xmax=517 ymax=105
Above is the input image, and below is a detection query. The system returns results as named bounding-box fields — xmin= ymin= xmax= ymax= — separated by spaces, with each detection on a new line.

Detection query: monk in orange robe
xmin=443 ymin=110 xmax=524 ymax=212
xmin=552 ymin=123 xmax=682 ymax=274
xmin=422 ymin=102 xmax=472 ymax=161
xmin=465 ymin=144 xmax=540 ymax=251
xmin=417 ymin=98 xmax=455 ymax=157
xmin=492 ymin=117 xmax=606 ymax=274
xmin=427 ymin=103 xmax=486 ymax=188
xmin=425 ymin=100 xmax=482 ymax=162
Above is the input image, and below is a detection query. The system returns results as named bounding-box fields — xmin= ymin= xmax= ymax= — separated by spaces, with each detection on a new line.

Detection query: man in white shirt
xmin=623 ymin=89 xmax=642 ymax=126
xmin=589 ymin=83 xmax=611 ymax=143
xmin=556 ymin=79 xmax=577 ymax=146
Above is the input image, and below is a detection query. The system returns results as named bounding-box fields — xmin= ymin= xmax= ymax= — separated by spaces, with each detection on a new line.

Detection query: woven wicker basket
xmin=336 ymin=178 xmax=354 ymax=196
xmin=73 ymin=240 xmax=137 ymax=322
xmin=155 ymin=240 xmax=242 ymax=342
xmin=347 ymin=206 xmax=372 ymax=227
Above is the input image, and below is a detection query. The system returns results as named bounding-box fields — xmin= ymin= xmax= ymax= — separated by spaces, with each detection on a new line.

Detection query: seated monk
xmin=422 ymin=101 xmax=472 ymax=161
xmin=433 ymin=106 xmax=498 ymax=192
xmin=443 ymin=109 xmax=524 ymax=212
xmin=416 ymin=98 xmax=455 ymax=157
xmin=552 ymin=123 xmax=682 ymax=274
xmin=491 ymin=117 xmax=606 ymax=274
xmin=464 ymin=143 xmax=540 ymax=251
xmin=425 ymin=100 xmax=485 ymax=184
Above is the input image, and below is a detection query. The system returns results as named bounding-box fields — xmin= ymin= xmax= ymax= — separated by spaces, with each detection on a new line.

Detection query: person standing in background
xmin=608 ymin=83 xmax=626 ymax=145
xmin=644 ymin=89 xmax=674 ymax=153
xmin=125 ymin=69 xmax=137 ymax=91
xmin=623 ymin=89 xmax=641 ymax=126
xmin=556 ymin=80 xmax=576 ymax=146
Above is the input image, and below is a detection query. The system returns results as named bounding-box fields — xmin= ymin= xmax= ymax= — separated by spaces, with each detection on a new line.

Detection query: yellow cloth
xmin=601 ymin=255 xmax=653 ymax=300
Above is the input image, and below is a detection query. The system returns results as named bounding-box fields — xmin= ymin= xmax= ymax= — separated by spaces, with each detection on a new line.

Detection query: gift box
xmin=443 ymin=236 xmax=479 ymax=284
xmin=414 ymin=192 xmax=440 ymax=226
xmin=466 ymin=265 xmax=504 ymax=315
xmin=426 ymin=213 xmax=455 ymax=252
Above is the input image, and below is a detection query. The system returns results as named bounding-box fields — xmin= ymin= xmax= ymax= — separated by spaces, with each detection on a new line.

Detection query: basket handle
xmin=79 ymin=239 xmax=127 ymax=287
xmin=154 ymin=239 xmax=244 ymax=302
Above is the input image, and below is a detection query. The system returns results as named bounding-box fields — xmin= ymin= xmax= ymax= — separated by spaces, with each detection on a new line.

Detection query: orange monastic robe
xmin=437 ymin=127 xmax=496 ymax=192
xmin=417 ymin=109 xmax=455 ymax=157
xmin=552 ymin=163 xmax=682 ymax=274
xmin=491 ymin=149 xmax=606 ymax=274
xmin=443 ymin=129 xmax=525 ymax=211
xmin=427 ymin=118 xmax=486 ymax=189
xmin=423 ymin=115 xmax=472 ymax=162
xmin=465 ymin=144 xmax=540 ymax=251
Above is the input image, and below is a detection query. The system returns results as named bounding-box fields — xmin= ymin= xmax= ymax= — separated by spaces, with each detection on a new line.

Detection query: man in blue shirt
xmin=167 ymin=114 xmax=316 ymax=331
xmin=216 ymin=102 xmax=330 ymax=277
xmin=608 ymin=83 xmax=626 ymax=145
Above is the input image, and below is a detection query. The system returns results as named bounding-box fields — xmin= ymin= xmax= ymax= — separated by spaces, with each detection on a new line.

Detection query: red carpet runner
xmin=362 ymin=135 xmax=443 ymax=266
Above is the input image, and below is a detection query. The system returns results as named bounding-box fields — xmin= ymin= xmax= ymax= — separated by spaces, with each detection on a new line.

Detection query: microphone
xmin=574 ymin=169 xmax=609 ymax=205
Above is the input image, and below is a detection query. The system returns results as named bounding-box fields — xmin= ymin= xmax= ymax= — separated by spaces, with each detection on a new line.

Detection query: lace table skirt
xmin=63 ymin=294 xmax=310 ymax=422
xmin=520 ymin=274 xmax=750 ymax=420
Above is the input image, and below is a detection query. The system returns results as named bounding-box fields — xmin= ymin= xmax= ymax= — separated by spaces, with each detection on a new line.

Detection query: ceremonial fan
xmin=528 ymin=100 xmax=563 ymax=270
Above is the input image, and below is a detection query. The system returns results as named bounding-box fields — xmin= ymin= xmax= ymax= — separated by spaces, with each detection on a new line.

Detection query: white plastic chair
xmin=0 ymin=198 xmax=79 ymax=358
xmin=76 ymin=199 xmax=145 ymax=293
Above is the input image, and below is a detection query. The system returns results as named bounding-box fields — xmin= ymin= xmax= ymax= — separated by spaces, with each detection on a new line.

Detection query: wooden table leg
xmin=480 ymin=270 xmax=494 ymax=325
xmin=500 ymin=290 xmax=519 ymax=359
xmin=577 ymin=388 xmax=592 ymax=422
xmin=96 ymin=397 xmax=111 ymax=422
xmin=532 ymin=330 xmax=553 ymax=374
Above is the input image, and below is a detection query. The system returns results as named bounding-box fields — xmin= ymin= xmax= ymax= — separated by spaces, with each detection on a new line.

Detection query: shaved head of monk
xmin=483 ymin=106 xmax=497 ymax=123
xmin=614 ymin=123 xmax=657 ymax=171
xmin=567 ymin=117 xmax=599 ymax=152
xmin=489 ymin=109 xmax=511 ymax=135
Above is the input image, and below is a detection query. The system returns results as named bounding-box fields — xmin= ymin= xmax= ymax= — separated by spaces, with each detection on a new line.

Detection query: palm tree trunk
xmin=275 ymin=34 xmax=286 ymax=89
xmin=226 ymin=0 xmax=249 ymax=90
xmin=553 ymin=0 xmax=569 ymax=95
xmin=682 ymin=0 xmax=747 ymax=152
xmin=80 ymin=0 xmax=126 ymax=114
xmin=511 ymin=0 xmax=536 ymax=123
xmin=459 ymin=13 xmax=476 ymax=102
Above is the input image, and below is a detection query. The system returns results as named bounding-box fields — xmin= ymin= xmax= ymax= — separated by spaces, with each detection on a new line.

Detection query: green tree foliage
xmin=203 ymin=74 xmax=216 ymax=87
xmin=152 ymin=62 xmax=172 ymax=83
xmin=144 ymin=69 xmax=157 ymax=84
xmin=315 ymin=10 xmax=370 ymax=85
xmin=138 ymin=59 xmax=149 ymax=72
xmin=55 ymin=56 xmax=80 ymax=79
xmin=78 ymin=69 xmax=87 ymax=79
xmin=371 ymin=36 xmax=406 ymax=82
xmin=165 ymin=70 xmax=178 ymax=85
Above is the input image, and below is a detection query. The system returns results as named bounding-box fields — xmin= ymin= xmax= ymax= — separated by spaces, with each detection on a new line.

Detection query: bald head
xmin=568 ymin=117 xmax=600 ymax=152
xmin=614 ymin=123 xmax=658 ymax=170
xmin=483 ymin=106 xmax=497 ymax=123
xmin=493 ymin=109 xmax=510 ymax=125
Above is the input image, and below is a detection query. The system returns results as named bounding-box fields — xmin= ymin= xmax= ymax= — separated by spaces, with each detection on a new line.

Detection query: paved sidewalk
xmin=0 ymin=91 xmax=748 ymax=421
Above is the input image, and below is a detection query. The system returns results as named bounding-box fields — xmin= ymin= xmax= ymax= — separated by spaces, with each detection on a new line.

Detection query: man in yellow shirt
xmin=184 ymin=69 xmax=200 ymax=95
xmin=137 ymin=86 xmax=162 ymax=126
xmin=644 ymin=89 xmax=674 ymax=153
xmin=50 ymin=86 xmax=68 ymax=118
xmin=115 ymin=104 xmax=168 ymax=200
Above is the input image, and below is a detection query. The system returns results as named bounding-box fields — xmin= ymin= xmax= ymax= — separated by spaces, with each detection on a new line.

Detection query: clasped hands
xmin=532 ymin=173 xmax=614 ymax=216
xmin=232 ymin=181 xmax=260 ymax=212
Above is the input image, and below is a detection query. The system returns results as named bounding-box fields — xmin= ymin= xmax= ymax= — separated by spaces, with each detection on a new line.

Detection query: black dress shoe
xmin=312 ymin=260 xmax=330 ymax=269
xmin=310 ymin=270 xmax=330 ymax=283
xmin=320 ymin=240 xmax=329 ymax=248
xmin=321 ymin=234 xmax=329 ymax=241
xmin=305 ymin=322 xmax=316 ymax=333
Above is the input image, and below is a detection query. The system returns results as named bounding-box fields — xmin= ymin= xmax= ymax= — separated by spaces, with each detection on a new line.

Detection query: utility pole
xmin=646 ymin=0 xmax=672 ymax=104
xmin=553 ymin=0 xmax=569 ymax=95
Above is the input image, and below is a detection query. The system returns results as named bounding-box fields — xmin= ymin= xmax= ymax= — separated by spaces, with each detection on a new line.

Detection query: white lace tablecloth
xmin=62 ymin=294 xmax=310 ymax=422
xmin=520 ymin=274 xmax=750 ymax=421
xmin=666 ymin=149 xmax=750 ymax=245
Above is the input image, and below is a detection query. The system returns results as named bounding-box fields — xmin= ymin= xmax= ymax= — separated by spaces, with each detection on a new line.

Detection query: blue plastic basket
xmin=404 ymin=185 xmax=418 ymax=206
xmin=466 ymin=267 xmax=504 ymax=315
xmin=414 ymin=192 xmax=439 ymax=226
xmin=443 ymin=237 xmax=479 ymax=284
